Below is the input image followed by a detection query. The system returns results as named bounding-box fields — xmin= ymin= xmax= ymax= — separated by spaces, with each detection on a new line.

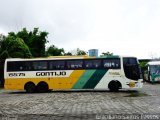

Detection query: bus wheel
xmin=37 ymin=82 xmax=49 ymax=93
xmin=108 ymin=81 xmax=121 ymax=92
xmin=25 ymin=82 xmax=36 ymax=93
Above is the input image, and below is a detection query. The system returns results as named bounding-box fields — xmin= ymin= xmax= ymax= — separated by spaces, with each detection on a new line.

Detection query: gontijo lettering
xmin=36 ymin=71 xmax=66 ymax=76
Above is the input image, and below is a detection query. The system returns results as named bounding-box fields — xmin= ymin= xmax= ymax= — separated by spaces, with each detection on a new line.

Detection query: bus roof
xmin=5 ymin=55 xmax=137 ymax=62
xmin=148 ymin=61 xmax=160 ymax=65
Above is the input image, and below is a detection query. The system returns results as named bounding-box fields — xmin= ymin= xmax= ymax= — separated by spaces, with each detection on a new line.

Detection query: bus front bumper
xmin=126 ymin=80 xmax=143 ymax=88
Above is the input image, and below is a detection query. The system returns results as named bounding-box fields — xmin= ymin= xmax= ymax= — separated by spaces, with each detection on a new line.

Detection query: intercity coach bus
xmin=144 ymin=61 xmax=160 ymax=83
xmin=4 ymin=56 xmax=143 ymax=93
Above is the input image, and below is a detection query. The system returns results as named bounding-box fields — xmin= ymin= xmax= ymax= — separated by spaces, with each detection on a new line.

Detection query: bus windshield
xmin=149 ymin=65 xmax=160 ymax=75
xmin=123 ymin=57 xmax=142 ymax=80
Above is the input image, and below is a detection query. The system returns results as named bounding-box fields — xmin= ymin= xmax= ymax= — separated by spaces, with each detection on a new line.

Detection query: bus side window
xmin=103 ymin=59 xmax=120 ymax=69
xmin=32 ymin=61 xmax=47 ymax=70
xmin=49 ymin=61 xmax=65 ymax=70
xmin=15 ymin=62 xmax=27 ymax=71
xmin=93 ymin=60 xmax=101 ymax=68
xmin=7 ymin=61 xmax=30 ymax=71
xmin=67 ymin=60 xmax=83 ymax=69
xmin=111 ymin=60 xmax=120 ymax=68
xmin=85 ymin=61 xmax=92 ymax=68
xmin=103 ymin=60 xmax=111 ymax=68
xmin=84 ymin=60 xmax=101 ymax=69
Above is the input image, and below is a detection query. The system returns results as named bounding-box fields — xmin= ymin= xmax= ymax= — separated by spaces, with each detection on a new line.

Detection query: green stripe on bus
xmin=83 ymin=69 xmax=108 ymax=89
xmin=72 ymin=70 xmax=96 ymax=89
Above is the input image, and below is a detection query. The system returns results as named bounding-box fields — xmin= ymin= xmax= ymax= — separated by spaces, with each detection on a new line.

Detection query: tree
xmin=139 ymin=61 xmax=148 ymax=70
xmin=0 ymin=34 xmax=5 ymax=87
xmin=0 ymin=35 xmax=32 ymax=59
xmin=0 ymin=34 xmax=32 ymax=87
xmin=46 ymin=45 xmax=64 ymax=56
xmin=10 ymin=28 xmax=49 ymax=57
xmin=65 ymin=48 xmax=87 ymax=56
xmin=76 ymin=48 xmax=87 ymax=56
xmin=64 ymin=52 xmax=72 ymax=56
xmin=0 ymin=28 xmax=49 ymax=87
xmin=0 ymin=34 xmax=6 ymax=49
xmin=139 ymin=60 xmax=149 ymax=80
xmin=0 ymin=34 xmax=4 ymax=52
xmin=0 ymin=60 xmax=4 ymax=87
xmin=101 ymin=52 xmax=113 ymax=56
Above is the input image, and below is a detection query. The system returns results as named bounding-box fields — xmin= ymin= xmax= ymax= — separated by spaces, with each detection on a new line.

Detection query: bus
xmin=144 ymin=61 xmax=160 ymax=83
xmin=4 ymin=56 xmax=143 ymax=93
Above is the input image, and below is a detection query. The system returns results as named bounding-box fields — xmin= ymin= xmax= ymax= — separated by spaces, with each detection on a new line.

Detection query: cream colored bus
xmin=4 ymin=56 xmax=143 ymax=93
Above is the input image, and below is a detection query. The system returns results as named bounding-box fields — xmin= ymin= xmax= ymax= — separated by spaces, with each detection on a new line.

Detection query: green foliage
xmin=1 ymin=28 xmax=49 ymax=59
xmin=16 ymin=28 xmax=29 ymax=45
xmin=139 ymin=61 xmax=148 ymax=71
xmin=15 ymin=28 xmax=48 ymax=57
xmin=0 ymin=34 xmax=5 ymax=87
xmin=101 ymin=52 xmax=113 ymax=56
xmin=0 ymin=34 xmax=5 ymax=52
xmin=64 ymin=52 xmax=72 ymax=56
xmin=76 ymin=48 xmax=87 ymax=55
xmin=64 ymin=48 xmax=87 ymax=56
xmin=46 ymin=45 xmax=64 ymax=56
xmin=0 ymin=35 xmax=32 ymax=59
xmin=0 ymin=60 xmax=4 ymax=87
xmin=0 ymin=28 xmax=49 ymax=87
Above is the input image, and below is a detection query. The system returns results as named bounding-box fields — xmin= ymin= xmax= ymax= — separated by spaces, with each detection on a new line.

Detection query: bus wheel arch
xmin=24 ymin=82 xmax=36 ymax=93
xmin=108 ymin=80 xmax=122 ymax=92
xmin=37 ymin=81 xmax=49 ymax=93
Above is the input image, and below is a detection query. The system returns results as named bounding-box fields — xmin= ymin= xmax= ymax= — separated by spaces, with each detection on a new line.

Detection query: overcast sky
xmin=0 ymin=0 xmax=160 ymax=59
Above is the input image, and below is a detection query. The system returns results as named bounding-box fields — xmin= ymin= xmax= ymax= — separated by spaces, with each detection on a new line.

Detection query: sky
xmin=0 ymin=0 xmax=160 ymax=59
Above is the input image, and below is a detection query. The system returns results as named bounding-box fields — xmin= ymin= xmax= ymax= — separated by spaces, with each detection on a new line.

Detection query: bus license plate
xmin=129 ymin=82 xmax=135 ymax=87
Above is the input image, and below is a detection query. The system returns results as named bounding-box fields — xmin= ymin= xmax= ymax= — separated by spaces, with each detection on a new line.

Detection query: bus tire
xmin=37 ymin=82 xmax=49 ymax=93
xmin=24 ymin=82 xmax=36 ymax=93
xmin=108 ymin=81 xmax=121 ymax=92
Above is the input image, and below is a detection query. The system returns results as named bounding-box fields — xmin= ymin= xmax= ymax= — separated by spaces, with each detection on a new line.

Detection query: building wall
xmin=88 ymin=49 xmax=98 ymax=57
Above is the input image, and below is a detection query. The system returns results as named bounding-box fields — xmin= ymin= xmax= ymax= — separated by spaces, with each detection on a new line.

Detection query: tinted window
xmin=32 ymin=61 xmax=47 ymax=70
xmin=7 ymin=61 xmax=31 ymax=71
xmin=49 ymin=61 xmax=65 ymax=70
xmin=67 ymin=60 xmax=83 ymax=69
xmin=84 ymin=60 xmax=101 ymax=69
xmin=103 ymin=59 xmax=120 ymax=69
xmin=123 ymin=58 xmax=137 ymax=65
xmin=123 ymin=58 xmax=141 ymax=80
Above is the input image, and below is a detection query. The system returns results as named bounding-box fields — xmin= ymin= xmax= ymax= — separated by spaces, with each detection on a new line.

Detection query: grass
xmin=124 ymin=92 xmax=149 ymax=97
